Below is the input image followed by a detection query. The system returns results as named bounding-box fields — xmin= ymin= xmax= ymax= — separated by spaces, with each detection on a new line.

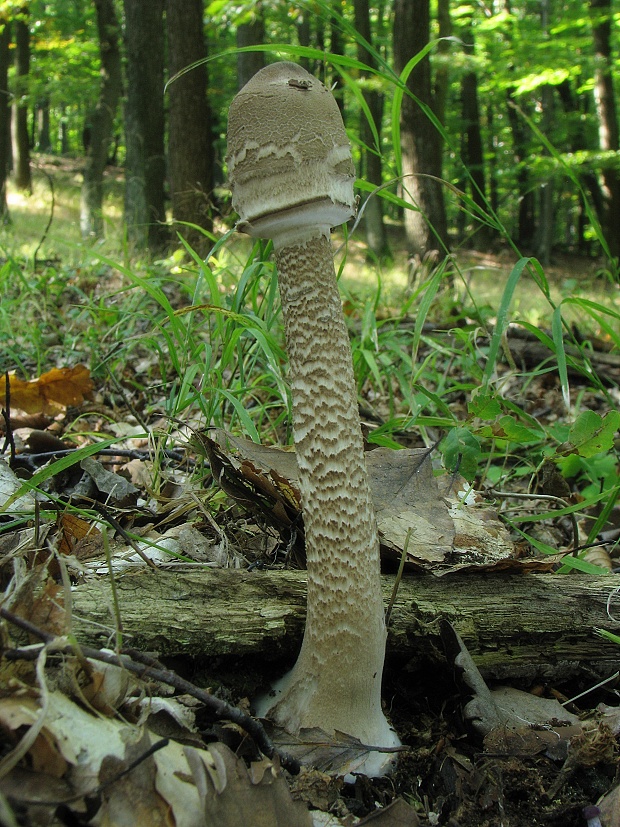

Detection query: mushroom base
xmin=254 ymin=666 xmax=401 ymax=777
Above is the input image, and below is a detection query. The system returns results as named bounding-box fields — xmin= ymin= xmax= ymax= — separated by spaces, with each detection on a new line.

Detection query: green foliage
xmin=441 ymin=427 xmax=481 ymax=481
xmin=1 ymin=0 xmax=619 ymax=583
xmin=566 ymin=410 xmax=620 ymax=458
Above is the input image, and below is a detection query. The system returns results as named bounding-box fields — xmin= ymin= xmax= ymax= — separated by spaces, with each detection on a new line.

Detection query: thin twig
xmin=92 ymin=502 xmax=158 ymax=570
xmin=16 ymin=446 xmax=190 ymax=468
xmin=0 ymin=608 xmax=300 ymax=775
xmin=488 ymin=488 xmax=580 ymax=551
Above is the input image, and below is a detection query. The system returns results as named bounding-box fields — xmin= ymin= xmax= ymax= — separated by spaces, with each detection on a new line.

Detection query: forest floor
xmin=2 ymin=364 xmax=619 ymax=826
xmin=0 ymin=156 xmax=619 ymax=826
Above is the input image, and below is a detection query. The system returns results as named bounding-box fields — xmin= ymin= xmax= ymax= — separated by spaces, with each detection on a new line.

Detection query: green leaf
xmin=569 ymin=410 xmax=620 ymax=457
xmin=468 ymin=394 xmax=502 ymax=419
xmin=497 ymin=415 xmax=544 ymax=444
xmin=482 ymin=257 xmax=530 ymax=390
xmin=555 ymin=556 xmax=610 ymax=575
xmin=551 ymin=306 xmax=570 ymax=410
xmin=0 ymin=437 xmax=123 ymax=513
xmin=441 ymin=427 xmax=481 ymax=481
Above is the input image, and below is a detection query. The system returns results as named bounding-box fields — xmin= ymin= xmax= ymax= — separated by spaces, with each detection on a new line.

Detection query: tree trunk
xmin=393 ymin=0 xmax=449 ymax=262
xmin=123 ymin=0 xmax=167 ymax=253
xmin=589 ymin=0 xmax=620 ymax=263
xmin=36 ymin=99 xmax=52 ymax=153
xmin=12 ymin=11 xmax=30 ymax=194
xmin=557 ymin=79 xmax=605 ymax=254
xmin=533 ymin=0 xmax=556 ymax=265
xmin=330 ymin=5 xmax=345 ymax=116
xmin=0 ymin=19 xmax=10 ymax=221
xmin=296 ymin=10 xmax=311 ymax=72
xmin=535 ymin=84 xmax=555 ymax=264
xmin=59 ymin=107 xmax=69 ymax=154
xmin=353 ymin=0 xmax=389 ymax=259
xmin=80 ymin=0 xmax=122 ymax=239
xmin=236 ymin=14 xmax=266 ymax=90
xmin=487 ymin=102 xmax=499 ymax=215
xmin=460 ymin=21 xmax=488 ymax=245
xmin=433 ymin=0 xmax=451 ymax=134
xmin=70 ymin=568 xmax=620 ymax=682
xmin=507 ymin=95 xmax=535 ymax=248
xmin=166 ymin=0 xmax=214 ymax=249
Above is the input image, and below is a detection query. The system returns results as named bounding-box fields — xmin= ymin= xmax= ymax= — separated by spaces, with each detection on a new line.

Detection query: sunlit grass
xmin=1 ymin=157 xmax=125 ymax=261
xmin=1 ymin=155 xmax=616 ymax=339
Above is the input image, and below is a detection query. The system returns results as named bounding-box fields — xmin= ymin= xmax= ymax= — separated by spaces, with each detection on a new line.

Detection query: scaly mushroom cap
xmin=226 ymin=62 xmax=356 ymax=245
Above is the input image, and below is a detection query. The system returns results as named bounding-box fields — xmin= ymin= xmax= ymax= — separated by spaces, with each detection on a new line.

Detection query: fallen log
xmin=71 ymin=568 xmax=620 ymax=681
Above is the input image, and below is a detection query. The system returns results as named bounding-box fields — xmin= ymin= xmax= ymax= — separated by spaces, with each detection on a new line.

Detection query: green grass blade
xmin=551 ymin=305 xmax=570 ymax=410
xmin=482 ymin=257 xmax=530 ymax=389
xmin=1 ymin=436 xmax=124 ymax=512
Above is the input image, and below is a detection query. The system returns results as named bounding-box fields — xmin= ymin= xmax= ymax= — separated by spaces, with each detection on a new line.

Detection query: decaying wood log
xmin=71 ymin=568 xmax=620 ymax=681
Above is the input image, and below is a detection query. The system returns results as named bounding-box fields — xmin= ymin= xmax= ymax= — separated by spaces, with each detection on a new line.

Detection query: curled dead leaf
xmin=204 ymin=429 xmax=548 ymax=575
xmin=0 ymin=365 xmax=94 ymax=415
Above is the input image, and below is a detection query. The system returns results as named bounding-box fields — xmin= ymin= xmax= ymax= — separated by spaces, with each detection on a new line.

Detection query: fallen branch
xmin=69 ymin=568 xmax=620 ymax=681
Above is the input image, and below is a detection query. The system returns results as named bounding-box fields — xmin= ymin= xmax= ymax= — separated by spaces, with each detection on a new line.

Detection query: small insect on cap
xmin=226 ymin=62 xmax=356 ymax=242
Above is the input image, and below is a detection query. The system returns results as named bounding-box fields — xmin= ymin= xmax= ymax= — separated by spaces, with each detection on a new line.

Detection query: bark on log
xmin=71 ymin=569 xmax=620 ymax=681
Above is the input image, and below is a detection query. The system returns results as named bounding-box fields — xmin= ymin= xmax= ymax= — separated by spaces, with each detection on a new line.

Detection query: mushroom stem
xmin=264 ymin=229 xmax=390 ymax=749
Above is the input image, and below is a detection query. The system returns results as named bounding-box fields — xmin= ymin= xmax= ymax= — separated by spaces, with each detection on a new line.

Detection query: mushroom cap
xmin=226 ymin=62 xmax=356 ymax=241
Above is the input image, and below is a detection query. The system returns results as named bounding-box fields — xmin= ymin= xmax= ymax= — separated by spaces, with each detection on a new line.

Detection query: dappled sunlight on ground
xmin=0 ymin=154 xmax=616 ymax=342
xmin=338 ymin=232 xmax=618 ymax=334
xmin=2 ymin=157 xmax=125 ymax=261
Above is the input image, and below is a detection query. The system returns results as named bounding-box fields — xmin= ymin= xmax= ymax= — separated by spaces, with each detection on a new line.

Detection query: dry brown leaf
xmin=0 ymin=458 xmax=39 ymax=513
xmin=205 ymin=429 xmax=543 ymax=575
xmin=26 ymin=579 xmax=67 ymax=637
xmin=121 ymin=457 xmax=155 ymax=489
xmin=9 ymin=571 xmax=67 ymax=637
xmin=583 ymin=545 xmax=613 ymax=571
xmin=289 ymin=767 xmax=343 ymax=812
xmin=80 ymin=456 xmax=140 ymax=506
xmin=58 ymin=512 xmax=102 ymax=558
xmin=444 ymin=622 xmax=583 ymax=761
xmin=0 ymin=690 xmax=205 ymax=827
xmin=357 ymin=798 xmax=421 ymax=826
xmin=81 ymin=660 xmax=135 ymax=715
xmin=262 ymin=726 xmax=401 ymax=778
xmin=0 ymin=365 xmax=94 ymax=414
xmin=97 ymin=731 xmax=173 ymax=827
xmin=598 ymin=783 xmax=620 ymax=827
xmin=187 ymin=741 xmax=313 ymax=827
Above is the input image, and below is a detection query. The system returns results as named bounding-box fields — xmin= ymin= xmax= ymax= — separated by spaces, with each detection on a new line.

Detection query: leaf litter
xmin=1 ymin=313 xmax=620 ymax=824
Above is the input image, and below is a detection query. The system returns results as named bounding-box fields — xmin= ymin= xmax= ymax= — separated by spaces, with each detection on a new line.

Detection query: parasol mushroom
xmin=226 ymin=62 xmax=400 ymax=775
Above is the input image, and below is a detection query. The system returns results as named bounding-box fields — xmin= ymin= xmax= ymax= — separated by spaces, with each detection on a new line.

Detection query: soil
xmin=381 ymin=661 xmax=617 ymax=826
xmin=177 ymin=643 xmax=618 ymax=826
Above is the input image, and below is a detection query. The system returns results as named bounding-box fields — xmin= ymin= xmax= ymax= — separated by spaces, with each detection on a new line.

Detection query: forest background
xmin=1 ymin=0 xmax=620 ymax=512
xmin=0 ymin=0 xmax=618 ymax=269
xmin=2 ymin=4 xmax=620 ymax=823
